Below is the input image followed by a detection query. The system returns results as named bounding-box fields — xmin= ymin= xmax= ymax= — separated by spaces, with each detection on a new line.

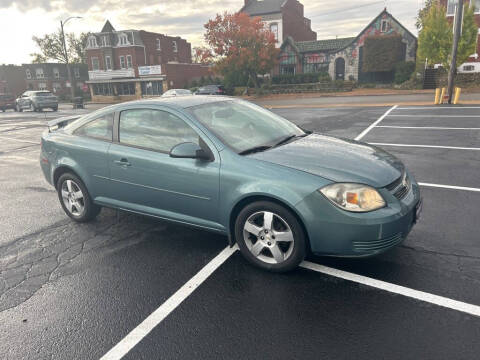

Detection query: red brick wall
xmin=140 ymin=31 xmax=192 ymax=65
xmin=163 ymin=63 xmax=211 ymax=88
xmin=282 ymin=0 xmax=317 ymax=41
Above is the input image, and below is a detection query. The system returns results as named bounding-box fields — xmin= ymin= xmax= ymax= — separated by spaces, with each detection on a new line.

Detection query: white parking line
xmin=397 ymin=106 xmax=480 ymax=110
xmin=369 ymin=143 xmax=480 ymax=151
xmin=419 ymin=182 xmax=480 ymax=192
xmin=0 ymin=135 xmax=39 ymax=144
xmin=100 ymin=245 xmax=238 ymax=360
xmin=388 ymin=114 xmax=480 ymax=118
xmin=355 ymin=105 xmax=397 ymax=141
xmin=300 ymin=261 xmax=480 ymax=318
xmin=376 ymin=125 xmax=480 ymax=130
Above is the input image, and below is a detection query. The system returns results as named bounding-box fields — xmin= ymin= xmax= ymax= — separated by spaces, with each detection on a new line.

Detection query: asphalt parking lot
xmin=0 ymin=102 xmax=479 ymax=359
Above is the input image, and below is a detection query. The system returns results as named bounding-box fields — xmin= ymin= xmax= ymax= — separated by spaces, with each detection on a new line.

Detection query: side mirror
xmin=169 ymin=142 xmax=211 ymax=160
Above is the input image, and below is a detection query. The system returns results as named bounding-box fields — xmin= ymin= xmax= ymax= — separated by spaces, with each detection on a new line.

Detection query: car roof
xmin=117 ymin=95 xmax=233 ymax=109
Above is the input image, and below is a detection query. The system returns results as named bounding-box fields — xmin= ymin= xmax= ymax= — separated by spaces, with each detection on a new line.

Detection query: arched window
xmin=88 ymin=36 xmax=98 ymax=48
xmin=118 ymin=33 xmax=129 ymax=46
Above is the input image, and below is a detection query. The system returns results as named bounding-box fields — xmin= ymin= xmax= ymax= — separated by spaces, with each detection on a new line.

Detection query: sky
xmin=0 ymin=0 xmax=425 ymax=65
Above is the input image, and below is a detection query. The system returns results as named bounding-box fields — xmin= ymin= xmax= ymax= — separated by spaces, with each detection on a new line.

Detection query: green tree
xmin=416 ymin=0 xmax=436 ymax=30
xmin=417 ymin=5 xmax=452 ymax=68
xmin=30 ymin=30 xmax=89 ymax=64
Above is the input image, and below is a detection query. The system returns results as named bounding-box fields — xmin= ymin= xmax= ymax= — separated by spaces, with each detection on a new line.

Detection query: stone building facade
xmin=276 ymin=9 xmax=417 ymax=82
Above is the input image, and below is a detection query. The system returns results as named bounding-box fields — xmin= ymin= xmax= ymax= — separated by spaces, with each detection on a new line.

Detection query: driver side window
xmin=119 ymin=109 xmax=199 ymax=153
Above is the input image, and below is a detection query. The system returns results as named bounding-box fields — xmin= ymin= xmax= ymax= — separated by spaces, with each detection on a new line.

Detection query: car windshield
xmin=188 ymin=100 xmax=305 ymax=154
xmin=176 ymin=89 xmax=191 ymax=94
xmin=35 ymin=92 xmax=53 ymax=96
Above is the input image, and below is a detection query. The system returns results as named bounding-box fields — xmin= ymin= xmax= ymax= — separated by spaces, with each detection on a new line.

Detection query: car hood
xmin=249 ymin=134 xmax=404 ymax=188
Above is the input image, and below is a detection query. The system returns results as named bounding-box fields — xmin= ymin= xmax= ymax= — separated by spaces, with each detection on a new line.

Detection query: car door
xmin=107 ymin=106 xmax=221 ymax=230
xmin=18 ymin=92 xmax=30 ymax=108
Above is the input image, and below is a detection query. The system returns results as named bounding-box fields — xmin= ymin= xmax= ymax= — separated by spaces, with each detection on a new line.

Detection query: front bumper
xmin=296 ymin=180 xmax=421 ymax=257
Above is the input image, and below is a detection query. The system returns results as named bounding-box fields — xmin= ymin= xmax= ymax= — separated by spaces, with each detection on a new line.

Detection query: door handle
xmin=114 ymin=158 xmax=131 ymax=167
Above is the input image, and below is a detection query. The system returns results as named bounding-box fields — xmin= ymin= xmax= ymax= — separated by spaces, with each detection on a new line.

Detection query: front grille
xmin=353 ymin=232 xmax=403 ymax=252
xmin=386 ymin=171 xmax=410 ymax=200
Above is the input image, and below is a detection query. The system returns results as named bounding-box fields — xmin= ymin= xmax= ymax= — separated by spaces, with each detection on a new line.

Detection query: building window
xmin=269 ymin=23 xmax=278 ymax=41
xmin=381 ymin=19 xmax=389 ymax=32
xmin=35 ymin=68 xmax=44 ymax=79
xmin=52 ymin=82 xmax=62 ymax=93
xmin=26 ymin=69 xmax=31 ymax=79
xmin=119 ymin=56 xmax=126 ymax=69
xmin=126 ymin=55 xmax=133 ymax=68
xmin=447 ymin=0 xmax=457 ymax=15
xmin=172 ymin=40 xmax=178 ymax=52
xmin=303 ymin=53 xmax=329 ymax=74
xmin=474 ymin=0 xmax=480 ymax=13
xmin=105 ymin=56 xmax=112 ymax=70
xmin=463 ymin=65 xmax=475 ymax=71
xmin=101 ymin=36 xmax=110 ymax=47
xmin=53 ymin=67 xmax=60 ymax=79
xmin=156 ymin=38 xmax=161 ymax=50
xmin=92 ymin=83 xmax=114 ymax=96
xmin=119 ymin=33 xmax=128 ymax=46
xmin=92 ymin=57 xmax=100 ymax=71
xmin=38 ymin=82 xmax=47 ymax=90
xmin=74 ymin=67 xmax=80 ymax=79
xmin=88 ymin=36 xmax=98 ymax=48
xmin=141 ymin=81 xmax=163 ymax=96
xmin=116 ymin=82 xmax=136 ymax=96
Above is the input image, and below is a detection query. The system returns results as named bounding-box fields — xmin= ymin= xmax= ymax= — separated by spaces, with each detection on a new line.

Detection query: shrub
xmin=394 ymin=61 xmax=416 ymax=84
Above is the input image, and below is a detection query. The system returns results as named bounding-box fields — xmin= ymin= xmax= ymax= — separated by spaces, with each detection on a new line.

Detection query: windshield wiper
xmin=239 ymin=145 xmax=272 ymax=155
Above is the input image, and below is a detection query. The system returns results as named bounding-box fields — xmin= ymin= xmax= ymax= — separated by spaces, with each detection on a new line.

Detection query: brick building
xmin=85 ymin=21 xmax=210 ymax=102
xmin=0 ymin=65 xmax=24 ymax=97
xmin=240 ymin=0 xmax=317 ymax=47
xmin=22 ymin=63 xmax=89 ymax=97
xmin=275 ymin=9 xmax=417 ymax=82
xmin=441 ymin=0 xmax=480 ymax=73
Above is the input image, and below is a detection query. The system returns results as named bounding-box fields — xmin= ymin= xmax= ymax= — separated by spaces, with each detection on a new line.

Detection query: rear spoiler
xmin=47 ymin=115 xmax=82 ymax=132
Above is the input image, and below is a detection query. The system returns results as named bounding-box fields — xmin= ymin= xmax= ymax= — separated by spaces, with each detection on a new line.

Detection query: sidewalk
xmin=250 ymin=88 xmax=480 ymax=108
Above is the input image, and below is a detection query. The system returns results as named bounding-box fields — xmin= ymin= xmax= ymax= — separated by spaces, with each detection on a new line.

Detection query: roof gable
xmin=241 ymin=0 xmax=286 ymax=16
xmin=101 ymin=20 xmax=115 ymax=33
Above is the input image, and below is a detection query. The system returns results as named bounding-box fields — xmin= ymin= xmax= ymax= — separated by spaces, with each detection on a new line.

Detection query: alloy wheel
xmin=61 ymin=179 xmax=85 ymax=217
xmin=243 ymin=211 xmax=295 ymax=264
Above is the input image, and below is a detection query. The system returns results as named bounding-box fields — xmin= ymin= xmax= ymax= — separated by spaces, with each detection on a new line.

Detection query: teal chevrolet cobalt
xmin=40 ymin=97 xmax=422 ymax=272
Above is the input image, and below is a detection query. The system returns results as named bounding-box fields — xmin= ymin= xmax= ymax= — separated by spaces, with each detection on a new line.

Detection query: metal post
xmin=447 ymin=0 xmax=464 ymax=104
xmin=60 ymin=20 xmax=75 ymax=102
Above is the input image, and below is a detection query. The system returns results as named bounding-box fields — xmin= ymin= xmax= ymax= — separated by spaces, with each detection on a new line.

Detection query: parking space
xmin=1 ymin=103 xmax=480 ymax=359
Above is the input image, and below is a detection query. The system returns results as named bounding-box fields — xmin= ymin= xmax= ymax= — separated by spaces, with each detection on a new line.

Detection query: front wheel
xmin=56 ymin=173 xmax=101 ymax=222
xmin=16 ymin=104 xmax=22 ymax=112
xmin=235 ymin=201 xmax=306 ymax=272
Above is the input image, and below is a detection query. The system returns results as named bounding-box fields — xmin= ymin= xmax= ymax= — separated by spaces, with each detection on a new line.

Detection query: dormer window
xmin=172 ymin=40 xmax=178 ymax=52
xmin=101 ymin=35 xmax=110 ymax=47
xmin=119 ymin=33 xmax=129 ymax=46
xmin=88 ymin=36 xmax=98 ymax=48
xmin=156 ymin=38 xmax=161 ymax=50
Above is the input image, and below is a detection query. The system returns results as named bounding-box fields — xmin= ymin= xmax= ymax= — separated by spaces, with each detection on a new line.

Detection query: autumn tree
xmin=192 ymin=46 xmax=214 ymax=64
xmin=31 ymin=30 xmax=89 ymax=64
xmin=203 ymin=12 xmax=279 ymax=89
xmin=418 ymin=3 xmax=478 ymax=68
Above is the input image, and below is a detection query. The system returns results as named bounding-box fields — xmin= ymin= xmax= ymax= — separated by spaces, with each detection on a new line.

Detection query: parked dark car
xmin=16 ymin=90 xmax=58 ymax=112
xmin=195 ymin=85 xmax=226 ymax=95
xmin=0 ymin=94 xmax=16 ymax=112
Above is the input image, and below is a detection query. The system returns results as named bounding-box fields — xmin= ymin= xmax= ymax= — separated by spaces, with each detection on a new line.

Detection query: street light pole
xmin=447 ymin=0 xmax=464 ymax=104
xmin=60 ymin=16 xmax=82 ymax=103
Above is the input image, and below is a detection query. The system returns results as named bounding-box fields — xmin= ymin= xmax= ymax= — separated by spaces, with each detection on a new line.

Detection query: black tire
xmin=16 ymin=104 xmax=22 ymax=112
xmin=52 ymin=107 xmax=58 ymax=112
xmin=234 ymin=201 xmax=306 ymax=272
xmin=56 ymin=172 xmax=101 ymax=222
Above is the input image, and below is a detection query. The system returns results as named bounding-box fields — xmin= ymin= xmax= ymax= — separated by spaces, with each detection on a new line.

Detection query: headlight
xmin=319 ymin=183 xmax=385 ymax=212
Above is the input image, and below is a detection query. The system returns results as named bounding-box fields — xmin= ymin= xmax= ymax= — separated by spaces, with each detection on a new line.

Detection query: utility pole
xmin=447 ymin=0 xmax=463 ymax=104
xmin=60 ymin=17 xmax=82 ymax=102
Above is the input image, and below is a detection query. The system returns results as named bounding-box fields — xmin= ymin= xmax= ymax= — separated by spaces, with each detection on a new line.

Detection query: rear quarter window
xmin=74 ymin=113 xmax=114 ymax=141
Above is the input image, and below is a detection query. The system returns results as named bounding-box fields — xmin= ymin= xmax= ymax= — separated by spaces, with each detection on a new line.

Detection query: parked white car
xmin=16 ymin=91 xmax=58 ymax=112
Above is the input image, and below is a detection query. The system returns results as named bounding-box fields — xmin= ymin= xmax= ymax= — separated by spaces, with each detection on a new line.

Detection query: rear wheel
xmin=56 ymin=173 xmax=101 ymax=222
xmin=235 ymin=201 xmax=306 ymax=272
